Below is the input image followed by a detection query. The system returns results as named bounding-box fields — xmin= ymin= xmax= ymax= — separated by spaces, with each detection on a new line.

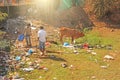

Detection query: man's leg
xmin=40 ymin=48 xmax=44 ymax=56
xmin=39 ymin=42 xmax=45 ymax=56
xmin=25 ymin=36 xmax=29 ymax=46
xmin=28 ymin=36 xmax=31 ymax=46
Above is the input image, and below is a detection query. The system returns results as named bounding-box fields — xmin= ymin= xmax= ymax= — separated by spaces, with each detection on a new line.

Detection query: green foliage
xmin=76 ymin=31 xmax=113 ymax=46
xmin=0 ymin=11 xmax=8 ymax=21
xmin=79 ymin=31 xmax=101 ymax=45
xmin=92 ymin=0 xmax=114 ymax=18
xmin=100 ymin=38 xmax=114 ymax=45
xmin=88 ymin=0 xmax=120 ymax=19
xmin=0 ymin=40 xmax=10 ymax=52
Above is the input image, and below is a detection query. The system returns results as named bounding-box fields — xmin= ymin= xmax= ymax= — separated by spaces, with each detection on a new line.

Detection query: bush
xmin=0 ymin=40 xmax=10 ymax=52
xmin=0 ymin=11 xmax=8 ymax=21
xmin=87 ymin=0 xmax=119 ymax=19
xmin=76 ymin=31 xmax=113 ymax=46
xmin=77 ymin=31 xmax=101 ymax=45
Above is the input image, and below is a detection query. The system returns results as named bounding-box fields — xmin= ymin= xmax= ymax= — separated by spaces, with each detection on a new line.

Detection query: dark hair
xmin=40 ymin=26 xmax=44 ymax=29
xmin=27 ymin=23 xmax=31 ymax=26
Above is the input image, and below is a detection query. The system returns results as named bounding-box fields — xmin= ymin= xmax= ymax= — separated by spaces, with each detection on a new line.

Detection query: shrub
xmin=76 ymin=31 xmax=113 ymax=46
xmin=87 ymin=0 xmax=119 ymax=19
xmin=0 ymin=11 xmax=8 ymax=21
xmin=0 ymin=40 xmax=10 ymax=52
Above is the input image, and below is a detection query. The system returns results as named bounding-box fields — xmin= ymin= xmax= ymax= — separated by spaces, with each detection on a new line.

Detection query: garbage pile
xmin=9 ymin=48 xmax=48 ymax=71
xmin=63 ymin=42 xmax=113 ymax=50
xmin=0 ymin=51 xmax=10 ymax=76
xmin=6 ymin=18 xmax=26 ymax=34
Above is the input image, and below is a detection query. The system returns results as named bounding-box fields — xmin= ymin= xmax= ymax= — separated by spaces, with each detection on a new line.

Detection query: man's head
xmin=40 ymin=26 xmax=44 ymax=29
xmin=27 ymin=23 xmax=31 ymax=26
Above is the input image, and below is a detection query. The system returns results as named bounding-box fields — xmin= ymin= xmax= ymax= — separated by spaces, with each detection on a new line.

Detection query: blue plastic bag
xmin=63 ymin=42 xmax=69 ymax=46
xmin=28 ymin=49 xmax=33 ymax=55
xmin=18 ymin=34 xmax=24 ymax=41
xmin=15 ymin=56 xmax=21 ymax=61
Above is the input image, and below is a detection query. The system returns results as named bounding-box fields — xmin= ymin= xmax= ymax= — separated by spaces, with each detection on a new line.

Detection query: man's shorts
xmin=39 ymin=41 xmax=45 ymax=49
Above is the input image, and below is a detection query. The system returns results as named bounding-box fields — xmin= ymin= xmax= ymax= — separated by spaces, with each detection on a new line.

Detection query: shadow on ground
xmin=40 ymin=55 xmax=66 ymax=62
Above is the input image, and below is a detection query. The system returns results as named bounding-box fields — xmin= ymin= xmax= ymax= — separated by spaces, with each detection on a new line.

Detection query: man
xmin=38 ymin=26 xmax=47 ymax=56
xmin=24 ymin=23 xmax=32 ymax=47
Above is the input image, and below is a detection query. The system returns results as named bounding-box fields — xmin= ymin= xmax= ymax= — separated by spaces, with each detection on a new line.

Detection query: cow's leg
xmin=71 ymin=37 xmax=74 ymax=44
xmin=60 ymin=35 xmax=63 ymax=44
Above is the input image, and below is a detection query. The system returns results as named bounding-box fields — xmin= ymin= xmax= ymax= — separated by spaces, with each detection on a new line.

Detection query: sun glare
xmin=35 ymin=0 xmax=52 ymax=7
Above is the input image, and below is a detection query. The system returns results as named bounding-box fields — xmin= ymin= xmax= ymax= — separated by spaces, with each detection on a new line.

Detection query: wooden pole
xmin=6 ymin=0 xmax=9 ymax=17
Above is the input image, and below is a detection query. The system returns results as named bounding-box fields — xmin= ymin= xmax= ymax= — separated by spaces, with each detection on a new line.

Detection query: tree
xmin=92 ymin=0 xmax=114 ymax=18
xmin=86 ymin=0 xmax=120 ymax=19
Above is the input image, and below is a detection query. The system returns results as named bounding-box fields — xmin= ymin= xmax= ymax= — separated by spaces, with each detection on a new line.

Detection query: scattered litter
xmin=69 ymin=65 xmax=74 ymax=69
xmin=70 ymin=65 xmax=73 ymax=68
xmin=18 ymin=34 xmax=24 ymax=41
xmin=63 ymin=42 xmax=69 ymax=46
xmin=27 ymin=62 xmax=33 ymax=66
xmin=87 ymin=49 xmax=93 ymax=53
xmin=28 ymin=48 xmax=34 ymax=55
xmin=106 ymin=45 xmax=112 ymax=50
xmin=45 ymin=42 xmax=51 ymax=47
xmin=22 ymin=68 xmax=34 ymax=72
xmin=13 ymin=72 xmax=20 ymax=79
xmin=91 ymin=52 xmax=97 ymax=55
xmin=101 ymin=45 xmax=106 ymax=48
xmin=38 ymin=66 xmax=48 ymax=71
xmin=74 ymin=50 xmax=78 ymax=54
xmin=61 ymin=62 xmax=67 ymax=68
xmin=100 ymin=66 xmax=108 ymax=69
xmin=74 ymin=44 xmax=83 ymax=49
xmin=34 ymin=64 xmax=40 ymax=69
xmin=100 ymin=64 xmax=109 ymax=69
xmin=31 ymin=27 xmax=36 ymax=30
xmin=88 ymin=47 xmax=93 ymax=50
xmin=33 ymin=53 xmax=37 ymax=54
xmin=50 ymin=55 xmax=56 ymax=58
xmin=15 ymin=27 xmax=19 ymax=34
xmin=0 ymin=52 xmax=10 ymax=76
xmin=83 ymin=43 xmax=89 ymax=49
xmin=95 ymin=44 xmax=101 ymax=49
xmin=43 ymin=67 xmax=48 ymax=71
xmin=20 ymin=62 xmax=25 ymax=65
xmin=63 ymin=42 xmax=74 ymax=48
xmin=91 ymin=76 xmax=96 ymax=79
xmin=86 ymin=49 xmax=97 ymax=55
xmin=63 ymin=45 xmax=74 ymax=48
xmin=53 ymin=77 xmax=57 ymax=80
xmin=13 ymin=78 xmax=25 ymax=80
xmin=15 ymin=56 xmax=21 ymax=61
xmin=104 ymin=55 xmax=114 ymax=60
xmin=25 ymin=57 xmax=30 ymax=61
xmin=39 ymin=76 xmax=42 ymax=79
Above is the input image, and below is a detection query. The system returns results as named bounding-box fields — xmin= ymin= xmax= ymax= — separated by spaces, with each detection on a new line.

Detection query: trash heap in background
xmin=0 ymin=51 xmax=9 ymax=76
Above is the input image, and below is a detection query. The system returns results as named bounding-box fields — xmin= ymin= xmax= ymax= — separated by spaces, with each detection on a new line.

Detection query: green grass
xmin=8 ymin=30 xmax=120 ymax=80
xmin=76 ymin=31 xmax=114 ymax=46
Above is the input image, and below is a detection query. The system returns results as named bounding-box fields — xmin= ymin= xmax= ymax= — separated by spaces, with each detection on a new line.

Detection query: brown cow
xmin=59 ymin=27 xmax=84 ymax=44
